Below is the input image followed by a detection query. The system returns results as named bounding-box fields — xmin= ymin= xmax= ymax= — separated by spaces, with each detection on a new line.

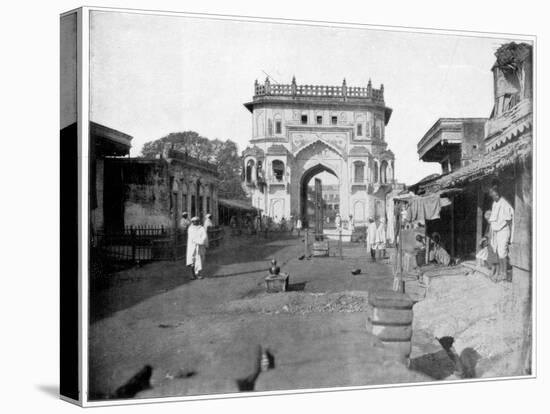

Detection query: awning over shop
xmin=414 ymin=135 xmax=532 ymax=195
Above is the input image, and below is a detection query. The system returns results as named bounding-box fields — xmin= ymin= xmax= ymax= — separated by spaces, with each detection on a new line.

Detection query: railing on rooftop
xmin=254 ymin=77 xmax=384 ymax=103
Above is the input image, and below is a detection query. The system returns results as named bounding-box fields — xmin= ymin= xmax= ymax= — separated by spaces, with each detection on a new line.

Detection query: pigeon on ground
xmin=351 ymin=269 xmax=361 ymax=275
xmin=298 ymin=255 xmax=305 ymax=260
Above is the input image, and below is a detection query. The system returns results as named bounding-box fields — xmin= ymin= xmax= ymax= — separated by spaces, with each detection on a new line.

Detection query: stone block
xmin=265 ymin=272 xmax=289 ymax=293
xmin=371 ymin=307 xmax=414 ymax=325
xmin=371 ymin=323 xmax=412 ymax=342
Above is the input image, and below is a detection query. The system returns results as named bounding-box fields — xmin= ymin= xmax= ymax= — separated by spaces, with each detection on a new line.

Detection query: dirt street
xmin=88 ymin=232 xmax=428 ymax=400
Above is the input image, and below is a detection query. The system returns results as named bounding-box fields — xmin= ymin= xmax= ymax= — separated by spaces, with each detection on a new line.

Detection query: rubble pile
xmin=220 ymin=291 xmax=370 ymax=315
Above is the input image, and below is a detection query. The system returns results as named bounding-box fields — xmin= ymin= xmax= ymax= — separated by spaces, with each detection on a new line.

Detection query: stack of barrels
xmin=366 ymin=290 xmax=414 ymax=361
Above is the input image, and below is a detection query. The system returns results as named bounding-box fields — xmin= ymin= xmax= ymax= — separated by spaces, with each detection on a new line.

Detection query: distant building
xmin=241 ymin=77 xmax=398 ymax=227
xmin=321 ymin=184 xmax=340 ymax=212
xmin=417 ymin=118 xmax=487 ymax=174
xmin=100 ymin=147 xmax=219 ymax=231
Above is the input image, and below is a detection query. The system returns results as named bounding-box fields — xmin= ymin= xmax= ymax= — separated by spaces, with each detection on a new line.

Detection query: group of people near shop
xmin=409 ymin=183 xmax=514 ymax=282
xmin=332 ymin=213 xmax=388 ymax=262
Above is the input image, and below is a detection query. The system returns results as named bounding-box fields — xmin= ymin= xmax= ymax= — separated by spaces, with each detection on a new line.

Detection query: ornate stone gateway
xmin=242 ymin=77 xmax=398 ymax=229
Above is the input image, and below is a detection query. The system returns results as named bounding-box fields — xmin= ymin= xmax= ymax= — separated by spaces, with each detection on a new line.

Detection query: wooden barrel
xmin=366 ymin=290 xmax=414 ymax=360
xmin=312 ymin=241 xmax=329 ymax=257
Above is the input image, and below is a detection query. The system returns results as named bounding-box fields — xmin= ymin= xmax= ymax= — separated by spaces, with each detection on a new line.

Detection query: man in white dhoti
xmin=334 ymin=213 xmax=341 ymax=230
xmin=488 ymin=185 xmax=514 ymax=281
xmin=295 ymin=217 xmax=303 ymax=236
xmin=186 ymin=216 xmax=208 ymax=279
xmin=366 ymin=217 xmax=378 ymax=262
xmin=204 ymin=213 xmax=214 ymax=230
xmin=376 ymin=217 xmax=387 ymax=259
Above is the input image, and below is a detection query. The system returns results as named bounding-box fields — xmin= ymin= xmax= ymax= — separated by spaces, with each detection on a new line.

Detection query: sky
xmin=89 ymin=11 xmax=520 ymax=185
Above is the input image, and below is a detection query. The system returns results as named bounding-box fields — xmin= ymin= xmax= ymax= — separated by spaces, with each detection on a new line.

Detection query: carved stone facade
xmin=242 ymin=77 xmax=398 ymax=226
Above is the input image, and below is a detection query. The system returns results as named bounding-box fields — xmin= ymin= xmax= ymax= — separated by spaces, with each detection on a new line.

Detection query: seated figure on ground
xmin=429 ymin=232 xmax=451 ymax=266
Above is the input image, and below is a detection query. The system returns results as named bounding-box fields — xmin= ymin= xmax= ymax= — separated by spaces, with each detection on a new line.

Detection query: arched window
xmin=380 ymin=160 xmax=388 ymax=184
xmin=246 ymin=159 xmax=255 ymax=182
xmin=353 ymin=161 xmax=365 ymax=183
xmin=272 ymin=160 xmax=285 ymax=181
xmin=373 ymin=160 xmax=379 ymax=183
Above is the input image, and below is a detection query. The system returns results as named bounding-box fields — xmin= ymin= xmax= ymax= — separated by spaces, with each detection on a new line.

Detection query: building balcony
xmin=266 ymin=175 xmax=289 ymax=188
xmin=417 ymin=118 xmax=487 ymax=163
xmin=485 ymin=99 xmax=533 ymax=151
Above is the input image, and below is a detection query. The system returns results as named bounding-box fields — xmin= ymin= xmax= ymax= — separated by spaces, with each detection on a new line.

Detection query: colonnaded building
xmin=241 ymin=77 xmax=398 ymax=228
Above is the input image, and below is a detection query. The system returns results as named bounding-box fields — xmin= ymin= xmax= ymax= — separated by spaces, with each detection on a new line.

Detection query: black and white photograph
xmin=56 ymin=5 xmax=539 ymax=406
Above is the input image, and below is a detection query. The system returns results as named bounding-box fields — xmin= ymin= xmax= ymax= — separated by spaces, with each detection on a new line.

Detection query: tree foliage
xmin=141 ymin=131 xmax=247 ymax=200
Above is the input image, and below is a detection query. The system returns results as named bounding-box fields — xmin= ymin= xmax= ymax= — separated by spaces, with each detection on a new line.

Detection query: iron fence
xmin=92 ymin=225 xmax=224 ymax=264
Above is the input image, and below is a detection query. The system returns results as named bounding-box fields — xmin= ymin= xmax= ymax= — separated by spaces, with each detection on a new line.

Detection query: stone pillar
xmin=339 ymin=160 xmax=350 ymax=219
xmin=475 ymin=183 xmax=484 ymax=249
xmin=510 ymin=161 xmax=532 ymax=375
xmin=202 ymin=186 xmax=208 ymax=219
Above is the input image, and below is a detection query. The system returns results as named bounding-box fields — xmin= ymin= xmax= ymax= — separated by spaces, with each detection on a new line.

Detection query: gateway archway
xmin=241 ymin=78 xmax=397 ymax=234
xmin=300 ymin=164 xmax=338 ymax=231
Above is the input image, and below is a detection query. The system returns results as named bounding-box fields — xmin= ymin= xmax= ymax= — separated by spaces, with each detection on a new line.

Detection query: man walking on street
xmin=186 ymin=216 xmax=208 ymax=280
xmin=366 ymin=217 xmax=378 ymax=262
xmin=376 ymin=217 xmax=387 ymax=259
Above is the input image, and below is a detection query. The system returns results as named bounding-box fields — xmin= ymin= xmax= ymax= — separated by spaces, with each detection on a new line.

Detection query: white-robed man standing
xmin=187 ymin=216 xmax=208 ymax=280
xmin=376 ymin=217 xmax=387 ymax=259
xmin=488 ymin=184 xmax=514 ymax=281
xmin=203 ymin=213 xmax=214 ymax=248
xmin=366 ymin=217 xmax=378 ymax=262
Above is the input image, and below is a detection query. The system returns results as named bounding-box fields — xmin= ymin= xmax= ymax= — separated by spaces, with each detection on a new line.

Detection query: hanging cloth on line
xmin=408 ymin=194 xmax=443 ymax=224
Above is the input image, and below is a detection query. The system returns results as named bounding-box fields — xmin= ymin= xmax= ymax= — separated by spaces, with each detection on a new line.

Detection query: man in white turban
xmin=186 ymin=216 xmax=208 ymax=279
xmin=179 ymin=211 xmax=191 ymax=230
